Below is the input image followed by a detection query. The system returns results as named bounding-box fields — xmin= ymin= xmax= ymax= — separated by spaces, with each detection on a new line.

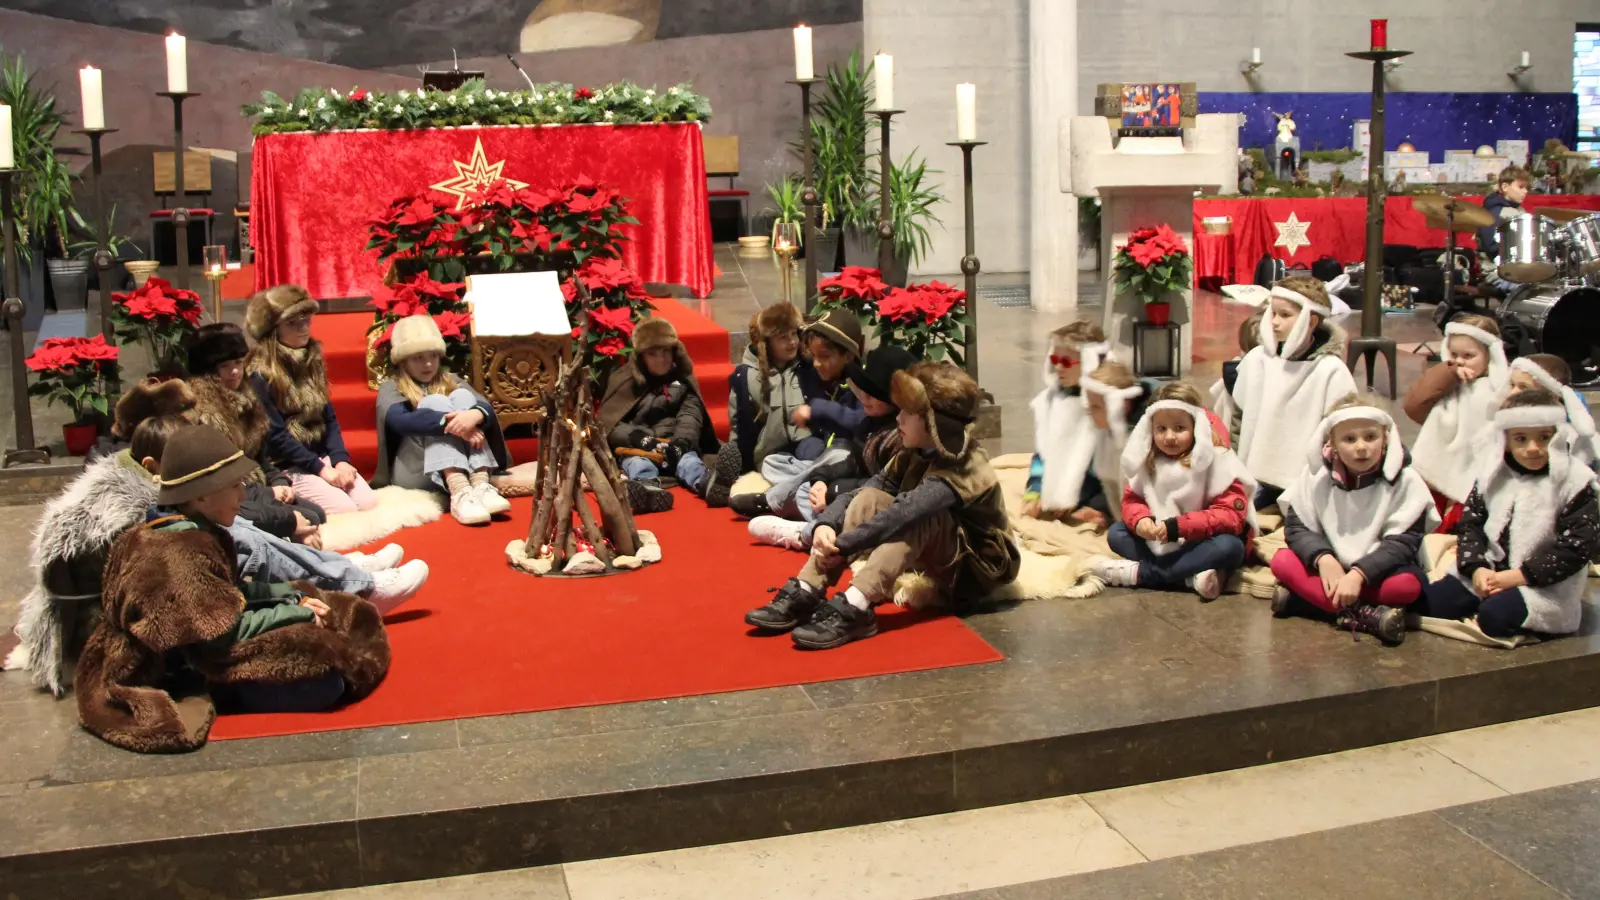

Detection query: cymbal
xmin=1413 ymin=195 xmax=1495 ymax=230
xmin=1534 ymin=207 xmax=1594 ymax=223
xmin=1498 ymin=261 xmax=1560 ymax=284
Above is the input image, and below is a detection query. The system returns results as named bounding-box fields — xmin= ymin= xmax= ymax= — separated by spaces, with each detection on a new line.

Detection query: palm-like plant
xmin=868 ymin=153 xmax=945 ymax=266
xmin=763 ymin=175 xmax=805 ymax=246
xmin=0 ymin=47 xmax=75 ymax=264
xmin=795 ymin=51 xmax=874 ymax=230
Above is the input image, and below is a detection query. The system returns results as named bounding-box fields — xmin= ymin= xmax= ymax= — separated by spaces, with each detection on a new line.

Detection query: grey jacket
xmin=728 ymin=345 xmax=811 ymax=470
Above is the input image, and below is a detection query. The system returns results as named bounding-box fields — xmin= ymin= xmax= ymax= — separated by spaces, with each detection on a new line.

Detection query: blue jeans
xmin=228 ymin=517 xmax=375 ymax=596
xmin=622 ymin=451 xmax=707 ymax=491
xmin=1107 ymin=522 xmax=1247 ymax=589
xmin=1419 ymin=574 xmax=1530 ymax=638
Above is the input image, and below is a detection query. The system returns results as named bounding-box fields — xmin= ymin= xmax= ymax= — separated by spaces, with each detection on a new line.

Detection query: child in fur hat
xmin=1230 ymin=277 xmax=1357 ymax=509
xmin=1271 ymin=395 xmax=1439 ymax=646
xmin=1404 ymin=314 xmax=1509 ymax=529
xmin=1089 ymin=382 xmax=1256 ymax=601
xmin=186 ymin=323 xmax=327 ymax=543
xmin=731 ymin=308 xmax=866 ymax=519
xmin=1415 ymin=389 xmax=1600 ymax=639
xmin=596 ymin=316 xmax=721 ymax=514
xmin=246 ymin=285 xmax=377 ymax=514
xmin=1506 ymin=353 xmax=1598 ymax=468
xmin=712 ymin=302 xmax=811 ymax=507
xmin=747 ymin=344 xmax=915 ymax=550
xmin=375 ymin=315 xmax=512 ymax=526
xmin=743 ymin=362 xmax=1020 ymax=650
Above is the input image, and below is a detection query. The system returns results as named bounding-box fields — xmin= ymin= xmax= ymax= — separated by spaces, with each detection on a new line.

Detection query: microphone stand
xmin=505 ymin=54 xmax=537 ymax=92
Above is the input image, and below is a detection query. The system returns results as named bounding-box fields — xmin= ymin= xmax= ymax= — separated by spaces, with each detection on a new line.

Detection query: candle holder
xmin=1345 ymin=46 xmax=1412 ymax=397
xmin=203 ymin=244 xmax=228 ymax=322
xmin=788 ymin=78 xmax=821 ymax=310
xmin=73 ymin=127 xmax=119 ymax=342
xmin=0 ymin=169 xmax=50 ymax=467
xmin=872 ymin=109 xmax=904 ymax=277
xmin=773 ymin=221 xmax=800 ymax=309
xmin=157 ymin=91 xmax=199 ymax=291
xmin=946 ymin=140 xmax=987 ymax=380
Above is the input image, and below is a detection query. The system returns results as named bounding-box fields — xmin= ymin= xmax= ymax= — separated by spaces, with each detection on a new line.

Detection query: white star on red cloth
xmin=1273 ymin=212 xmax=1312 ymax=255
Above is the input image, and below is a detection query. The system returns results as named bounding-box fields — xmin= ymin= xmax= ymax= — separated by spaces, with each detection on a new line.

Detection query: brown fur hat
xmin=747 ymin=303 xmax=805 ymax=421
xmin=633 ymin=317 xmax=680 ymax=354
xmin=891 ymin=362 xmax=981 ymax=461
xmin=244 ymin=284 xmax=317 ymax=342
xmin=112 ymin=377 xmax=195 ymax=440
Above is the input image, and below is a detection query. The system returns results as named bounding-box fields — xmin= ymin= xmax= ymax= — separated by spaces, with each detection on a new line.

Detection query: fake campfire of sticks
xmin=505 ymin=357 xmax=661 ymax=576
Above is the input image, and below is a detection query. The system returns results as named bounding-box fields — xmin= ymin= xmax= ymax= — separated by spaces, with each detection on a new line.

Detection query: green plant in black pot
xmin=68 ymin=204 xmax=143 ymax=294
xmin=1 ymin=47 xmax=81 ymax=313
xmin=874 ymin=152 xmax=946 ymax=286
xmin=794 ymin=51 xmax=873 ymax=272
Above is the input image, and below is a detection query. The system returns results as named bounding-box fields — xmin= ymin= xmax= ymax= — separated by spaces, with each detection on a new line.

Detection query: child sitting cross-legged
xmin=375 ymin=316 xmax=512 ymax=525
xmin=1023 ymin=320 xmax=1115 ymax=526
xmin=1089 ymin=382 xmax=1256 ymax=601
xmin=1270 ymin=395 xmax=1439 ymax=646
xmin=710 ymin=302 xmax=809 ymax=507
xmin=597 ymin=317 xmax=721 ymax=514
xmin=1404 ymin=315 xmax=1509 ymax=528
xmin=1416 ymin=389 xmax=1600 ymax=639
xmin=742 ymin=362 xmax=1020 ymax=650
xmin=1025 ymin=352 xmax=1153 ymax=530
xmin=1507 ymin=353 xmax=1598 ymax=467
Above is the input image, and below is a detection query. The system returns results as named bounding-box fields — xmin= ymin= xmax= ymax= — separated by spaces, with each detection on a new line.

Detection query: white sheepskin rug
xmin=317 ymin=486 xmax=444 ymax=552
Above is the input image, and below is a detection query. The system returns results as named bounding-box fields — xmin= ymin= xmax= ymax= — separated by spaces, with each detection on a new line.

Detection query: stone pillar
xmin=1029 ymin=0 xmax=1078 ymax=311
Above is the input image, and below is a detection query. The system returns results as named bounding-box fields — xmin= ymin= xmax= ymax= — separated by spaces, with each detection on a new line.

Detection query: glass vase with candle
xmin=202 ymin=244 xmax=227 ymax=322
xmin=773 ymin=221 xmax=800 ymax=307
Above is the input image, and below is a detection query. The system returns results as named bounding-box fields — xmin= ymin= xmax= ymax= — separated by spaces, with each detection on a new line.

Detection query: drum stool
xmin=1347 ymin=335 xmax=1398 ymax=398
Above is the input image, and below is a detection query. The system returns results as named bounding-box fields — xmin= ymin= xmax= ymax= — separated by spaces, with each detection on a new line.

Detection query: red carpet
xmin=208 ymin=494 xmax=1003 ymax=740
xmin=309 ymin=296 xmax=733 ymax=475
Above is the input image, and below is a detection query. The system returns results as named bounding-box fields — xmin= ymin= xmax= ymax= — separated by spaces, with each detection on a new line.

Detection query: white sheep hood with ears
xmin=1121 ymin=400 xmax=1258 ymax=555
xmin=1279 ymin=406 xmax=1439 ymax=567
xmin=1412 ymin=321 xmax=1510 ymax=504
xmin=1509 ymin=356 xmax=1599 ymax=466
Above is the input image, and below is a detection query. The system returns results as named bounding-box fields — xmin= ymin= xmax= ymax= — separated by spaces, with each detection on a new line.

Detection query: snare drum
xmin=1498 ymin=213 xmax=1560 ymax=283
xmin=1567 ymin=214 xmax=1600 ymax=274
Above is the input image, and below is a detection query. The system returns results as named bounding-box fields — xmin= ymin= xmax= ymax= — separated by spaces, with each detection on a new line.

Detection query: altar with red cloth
xmin=1192 ymin=195 xmax=1600 ymax=287
xmin=251 ymin=123 xmax=715 ymax=300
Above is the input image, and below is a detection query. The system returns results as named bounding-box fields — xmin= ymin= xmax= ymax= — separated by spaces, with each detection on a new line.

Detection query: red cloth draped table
xmin=1192 ymin=230 xmax=1233 ymax=293
xmin=251 ymin=123 xmax=715 ymax=299
xmin=1192 ymin=195 xmax=1600 ymax=286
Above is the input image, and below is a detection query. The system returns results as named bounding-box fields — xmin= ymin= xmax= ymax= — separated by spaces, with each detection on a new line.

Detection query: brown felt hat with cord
xmin=157 ymin=425 xmax=260 ymax=505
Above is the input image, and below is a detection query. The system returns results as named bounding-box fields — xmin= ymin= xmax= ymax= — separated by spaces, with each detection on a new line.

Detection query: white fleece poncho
xmin=1121 ymin=400 xmax=1258 ymax=555
xmin=1278 ymin=407 xmax=1439 ymax=567
xmin=1232 ymin=286 xmax=1358 ymax=488
xmin=1029 ymin=342 xmax=1119 ymax=511
xmin=1412 ymin=322 xmax=1510 ymax=504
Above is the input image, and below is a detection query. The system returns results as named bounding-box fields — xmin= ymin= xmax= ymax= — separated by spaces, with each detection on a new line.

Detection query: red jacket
xmin=1120 ymin=409 xmax=1250 ymax=543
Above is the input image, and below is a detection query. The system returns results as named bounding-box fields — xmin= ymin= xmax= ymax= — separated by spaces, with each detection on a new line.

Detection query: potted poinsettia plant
xmin=876 ymin=280 xmax=969 ymax=363
xmin=110 ymin=276 xmax=205 ymax=373
xmin=561 ymin=254 xmax=655 ymax=384
xmin=1112 ymin=224 xmax=1191 ymax=326
xmin=366 ymin=273 xmax=472 ymax=388
xmin=26 ymin=334 xmax=120 ymax=455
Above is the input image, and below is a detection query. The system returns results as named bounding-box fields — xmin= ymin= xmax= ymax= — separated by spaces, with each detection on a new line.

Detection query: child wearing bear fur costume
xmin=1404 ymin=315 xmax=1509 ymax=529
xmin=1230 ymin=277 xmax=1357 ymax=509
xmin=1415 ymin=389 xmax=1600 ymax=639
xmin=1089 ymin=382 xmax=1257 ymax=601
xmin=1271 ymin=395 xmax=1439 ymax=646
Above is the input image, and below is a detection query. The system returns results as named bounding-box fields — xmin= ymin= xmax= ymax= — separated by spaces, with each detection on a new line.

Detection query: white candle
xmin=793 ymin=26 xmax=813 ymax=80
xmin=165 ymin=33 xmax=187 ymax=93
xmin=956 ymin=83 xmax=976 ymax=141
xmin=1521 ymin=50 xmax=1531 ymax=68
xmin=0 ymin=105 xmax=11 ymax=169
xmin=79 ymin=66 xmax=104 ymax=129
xmin=874 ymin=53 xmax=894 ymax=110
xmin=1252 ymin=47 xmax=1261 ymax=64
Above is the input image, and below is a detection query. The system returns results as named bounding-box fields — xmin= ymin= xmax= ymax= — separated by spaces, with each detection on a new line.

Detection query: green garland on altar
xmin=242 ymin=79 xmax=712 ymax=137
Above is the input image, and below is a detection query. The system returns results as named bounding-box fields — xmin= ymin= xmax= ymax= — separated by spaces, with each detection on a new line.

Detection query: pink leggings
xmin=289 ymin=457 xmax=378 ymax=514
xmin=1269 ymin=548 xmax=1422 ymax=613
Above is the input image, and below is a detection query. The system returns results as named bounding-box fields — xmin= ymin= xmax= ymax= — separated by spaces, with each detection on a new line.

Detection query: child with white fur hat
xmin=1404 ymin=314 xmax=1509 ymax=526
xmin=1415 ymin=388 xmax=1600 ymax=639
xmin=1229 ymin=276 xmax=1357 ymax=509
xmin=1271 ymin=394 xmax=1439 ymax=646
xmin=375 ymin=315 xmax=512 ymax=525
xmin=1088 ymin=382 xmax=1256 ymax=601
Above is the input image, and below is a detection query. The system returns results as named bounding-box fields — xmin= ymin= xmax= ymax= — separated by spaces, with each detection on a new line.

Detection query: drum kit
xmin=1415 ymin=196 xmax=1600 ymax=385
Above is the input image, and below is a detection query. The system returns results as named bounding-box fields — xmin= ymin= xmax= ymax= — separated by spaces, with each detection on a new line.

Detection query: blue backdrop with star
xmin=1204 ymin=92 xmax=1578 ymax=159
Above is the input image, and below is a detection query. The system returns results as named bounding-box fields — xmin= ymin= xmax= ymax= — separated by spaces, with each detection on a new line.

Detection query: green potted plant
xmin=0 ymin=47 xmax=73 ymax=326
xmin=24 ymin=334 xmax=119 ymax=455
xmin=67 ymin=204 xmax=142 ymax=295
xmin=800 ymin=51 xmax=872 ymax=272
xmin=1112 ymin=225 xmax=1191 ymax=326
xmin=877 ymin=153 xmax=945 ymax=286
xmin=762 ymin=175 xmax=804 ymax=249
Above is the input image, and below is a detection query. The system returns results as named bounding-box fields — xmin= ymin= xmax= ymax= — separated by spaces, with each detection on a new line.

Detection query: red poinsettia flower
xmin=511 ymin=219 xmax=554 ymax=251
xmin=560 ymin=280 xmax=579 ymax=305
xmin=877 ymin=288 xmax=919 ymax=321
xmin=26 ymin=335 xmax=118 ymax=371
xmin=566 ymin=191 xmax=611 ymax=218
xmin=373 ymin=320 xmax=397 ymax=349
xmin=369 ymin=289 xmax=423 ymax=318
xmin=819 ymin=266 xmax=889 ymax=303
xmin=474 ymin=180 xmax=518 ymax=209
xmin=577 ymin=255 xmax=639 ymax=293
xmin=589 ymin=303 xmax=636 ymax=337
xmin=433 ymin=309 xmax=473 ymax=341
xmin=114 ymin=277 xmax=203 ymax=323
xmin=349 ymin=88 xmax=369 ymax=102
xmin=594 ymin=335 xmax=626 ymax=357
xmin=574 ymin=87 xmax=595 ymax=101
xmin=75 ymin=334 xmax=120 ymax=362
xmin=565 ymin=175 xmax=601 ymax=193
xmin=407 ymin=273 xmax=465 ymax=301
xmin=396 ymin=197 xmax=440 ymax=227
xmin=570 ymin=326 xmax=582 ymax=339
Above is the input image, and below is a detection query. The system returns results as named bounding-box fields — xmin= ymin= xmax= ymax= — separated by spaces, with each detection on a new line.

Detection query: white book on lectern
xmin=465 ymin=271 xmax=572 ymax=337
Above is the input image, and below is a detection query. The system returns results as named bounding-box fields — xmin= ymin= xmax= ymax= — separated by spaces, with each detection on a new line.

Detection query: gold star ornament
xmin=430 ymin=138 xmax=529 ymax=211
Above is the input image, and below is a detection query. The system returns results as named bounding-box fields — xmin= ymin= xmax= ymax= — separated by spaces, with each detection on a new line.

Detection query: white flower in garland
xmin=428 ymin=103 xmax=438 ymax=111
xmin=554 ymin=105 xmax=563 ymax=114
xmin=447 ymin=95 xmax=457 ymax=106
xmin=399 ymin=89 xmax=410 ymax=99
xmin=485 ymin=89 xmax=497 ymax=100
xmin=297 ymin=107 xmax=309 ymax=116
xmin=604 ymin=110 xmax=614 ymax=121
xmin=465 ymin=96 xmax=474 ymax=105
xmin=512 ymin=96 xmax=523 ymax=106
xmin=317 ymin=97 xmax=327 ymax=109
xmin=392 ymin=104 xmax=403 ymax=112
xmin=329 ymin=89 xmax=342 ymax=99
xmin=646 ymin=89 xmax=655 ymax=97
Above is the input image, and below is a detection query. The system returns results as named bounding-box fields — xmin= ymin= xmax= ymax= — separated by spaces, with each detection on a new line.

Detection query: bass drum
xmin=1498 ymin=282 xmax=1600 ymax=386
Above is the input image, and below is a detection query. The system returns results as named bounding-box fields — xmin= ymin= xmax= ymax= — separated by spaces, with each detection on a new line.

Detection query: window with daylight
xmin=1578 ymin=26 xmax=1600 ymax=157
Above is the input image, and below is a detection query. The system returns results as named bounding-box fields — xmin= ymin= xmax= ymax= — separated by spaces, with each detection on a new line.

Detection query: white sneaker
xmin=345 ymin=543 xmax=405 ymax=573
xmin=451 ymin=489 xmax=491 ymax=525
xmin=367 ymin=559 xmax=429 ymax=615
xmin=749 ymin=515 xmax=809 ymax=551
xmin=474 ymin=481 xmax=512 ymax=516
xmin=1087 ymin=555 xmax=1140 ymax=587
xmin=1192 ymin=569 xmax=1222 ymax=601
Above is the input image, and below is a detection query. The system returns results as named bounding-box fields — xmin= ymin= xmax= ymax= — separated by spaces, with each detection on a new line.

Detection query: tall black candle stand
xmin=872 ymin=109 xmax=904 ymax=277
xmin=74 ymin=127 xmax=119 ymax=341
xmin=787 ymin=78 xmax=821 ymax=310
xmin=947 ymin=140 xmax=986 ymax=380
xmin=157 ymin=91 xmax=198 ymax=291
xmin=1345 ymin=48 xmax=1410 ymax=396
xmin=0 ymin=169 xmax=49 ymax=467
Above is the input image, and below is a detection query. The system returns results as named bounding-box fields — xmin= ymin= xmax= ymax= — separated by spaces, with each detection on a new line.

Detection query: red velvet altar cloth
xmin=1192 ymin=195 xmax=1600 ymax=286
xmin=251 ymin=123 xmax=715 ymax=299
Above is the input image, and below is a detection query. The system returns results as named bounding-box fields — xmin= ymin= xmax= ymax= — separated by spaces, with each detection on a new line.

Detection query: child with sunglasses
xmin=1024 ymin=320 xmax=1126 ymax=527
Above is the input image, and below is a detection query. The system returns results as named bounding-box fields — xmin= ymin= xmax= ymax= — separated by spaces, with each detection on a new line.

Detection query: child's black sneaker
xmin=791 ymin=597 xmax=878 ymax=650
xmin=744 ymin=578 xmax=822 ymax=632
xmin=1337 ymin=604 xmax=1406 ymax=646
xmin=729 ymin=491 xmax=772 ymax=519
xmin=705 ymin=443 xmax=744 ymax=508
xmin=626 ymin=478 xmax=675 ymax=515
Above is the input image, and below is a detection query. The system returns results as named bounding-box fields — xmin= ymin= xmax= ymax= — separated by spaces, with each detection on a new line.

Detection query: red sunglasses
xmin=1049 ymin=354 xmax=1080 ymax=368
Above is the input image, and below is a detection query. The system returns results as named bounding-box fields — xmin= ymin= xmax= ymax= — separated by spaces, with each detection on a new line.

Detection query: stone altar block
xmin=1062 ymin=113 xmax=1239 ymax=369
